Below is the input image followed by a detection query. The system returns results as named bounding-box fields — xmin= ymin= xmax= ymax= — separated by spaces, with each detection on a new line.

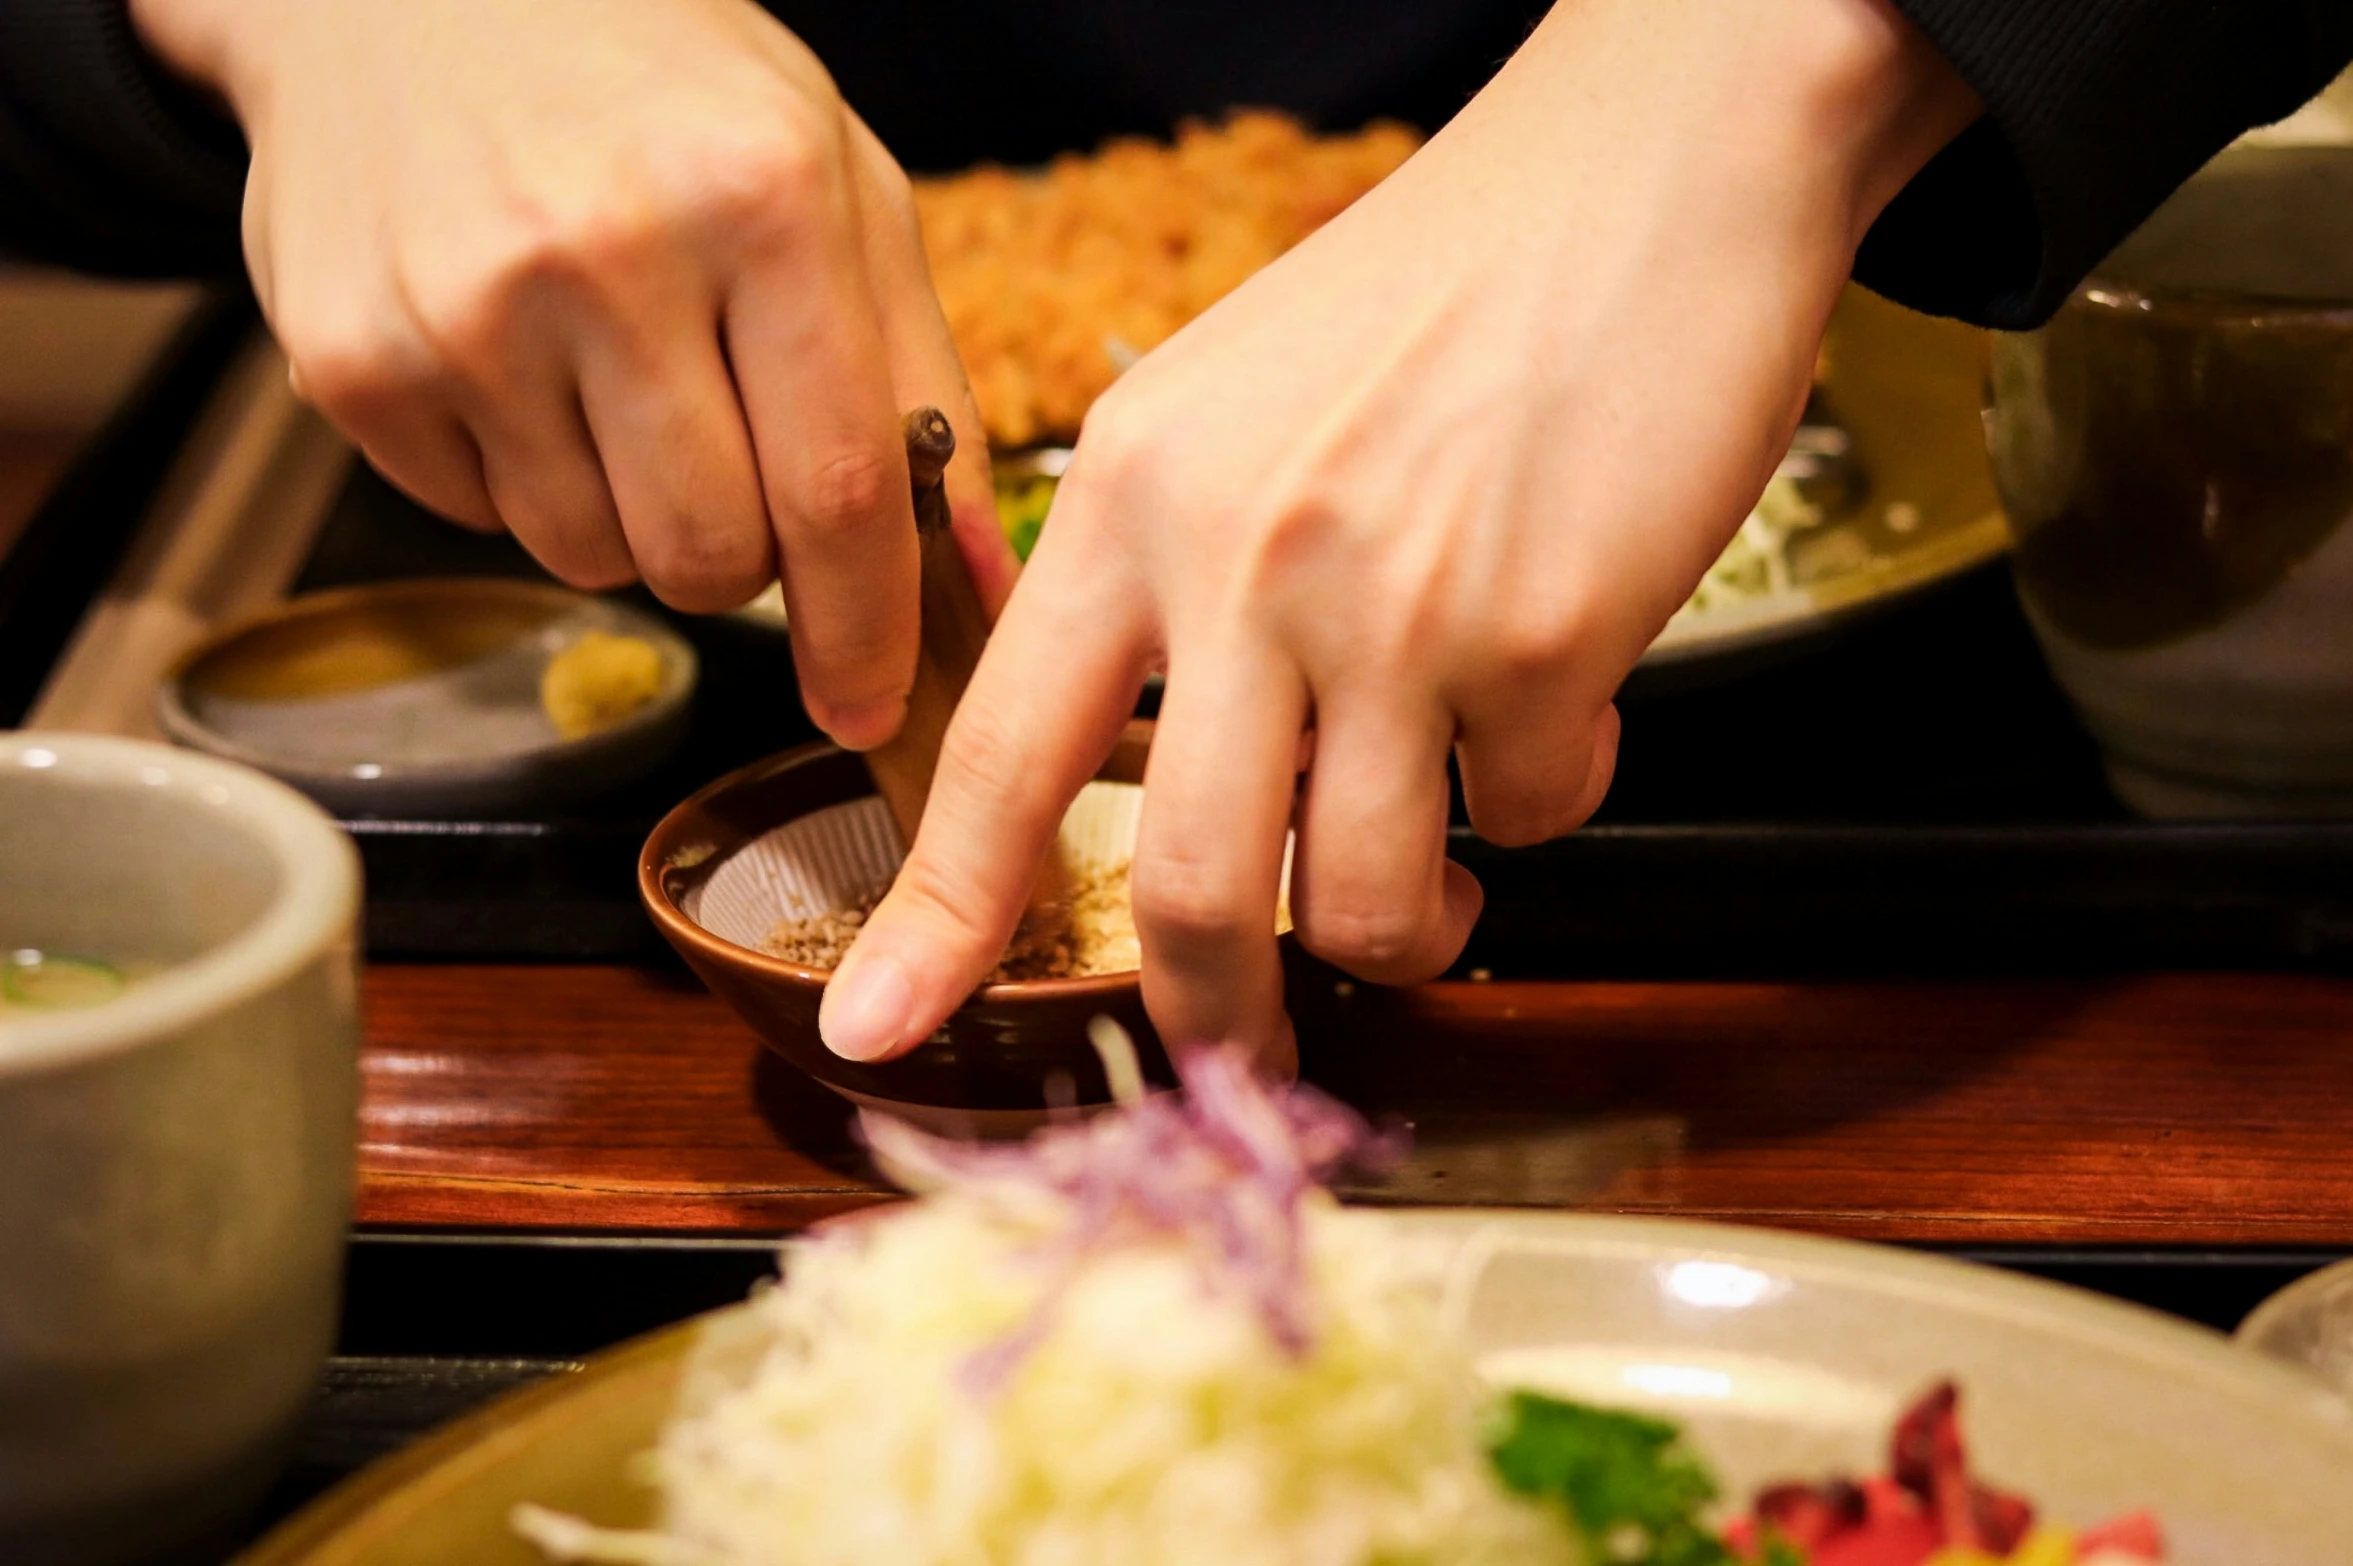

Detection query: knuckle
xmin=793 ymin=445 xmax=900 ymax=539
xmin=809 ymin=622 xmax=910 ymax=700
xmin=741 ymin=126 xmax=835 ymax=208
xmin=282 ymin=322 xmax=413 ymax=423
xmin=1486 ymin=613 xmax=1580 ymax=686
xmin=635 ymin=522 xmax=772 ymax=610
xmin=1059 ymin=393 xmax=1202 ymax=553
xmin=531 ymin=539 xmax=637 ymax=593
xmin=683 ymin=124 xmax=835 ymax=243
xmin=403 ymin=272 xmax=512 ymax=382
xmin=1298 ymin=899 xmax=1428 ymax=971
xmin=793 ymin=578 xmax=914 ymax=702
xmin=928 ymin=697 xmax=1030 ymax=811
xmin=1464 ymin=771 xmax=1587 ymax=848
xmin=1069 ymin=392 xmax=1155 ymax=489
xmin=485 ymin=490 xmax=635 ymax=589
xmin=1466 ymin=802 xmax=1564 ymax=850
xmin=1131 ymin=849 xmax=1257 ymax=953
xmin=535 ymin=206 xmax=665 ymax=303
xmin=419 ymin=210 xmax=665 ymax=353
xmin=890 ymin=850 xmax=1015 ymax=958
xmin=1484 ymin=584 xmax=1606 ymax=685
xmin=1229 ymin=487 xmax=1341 ymax=593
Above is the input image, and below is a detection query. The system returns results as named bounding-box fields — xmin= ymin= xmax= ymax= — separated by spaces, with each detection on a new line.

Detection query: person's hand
xmin=818 ymin=0 xmax=1977 ymax=1068
xmin=128 ymin=0 xmax=1017 ymax=748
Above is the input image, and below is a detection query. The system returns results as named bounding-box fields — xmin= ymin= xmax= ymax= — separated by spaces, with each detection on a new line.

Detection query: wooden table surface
xmin=360 ymin=963 xmax=2353 ymax=1247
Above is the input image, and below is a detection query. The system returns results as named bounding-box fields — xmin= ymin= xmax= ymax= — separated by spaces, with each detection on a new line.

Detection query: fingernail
xmin=821 ymin=951 xmax=915 ymax=1061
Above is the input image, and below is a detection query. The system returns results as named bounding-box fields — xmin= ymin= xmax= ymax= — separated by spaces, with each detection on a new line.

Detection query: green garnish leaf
xmin=995 ymin=477 xmax=1057 ymax=562
xmin=1008 ymin=514 xmax=1045 ymax=562
xmin=1488 ymin=1392 xmax=1739 ymax=1566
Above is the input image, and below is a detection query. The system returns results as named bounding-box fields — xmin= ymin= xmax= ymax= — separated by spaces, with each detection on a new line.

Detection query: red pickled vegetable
xmin=1727 ymin=1382 xmax=2161 ymax=1565
xmin=2076 ymin=1511 xmax=2167 ymax=1560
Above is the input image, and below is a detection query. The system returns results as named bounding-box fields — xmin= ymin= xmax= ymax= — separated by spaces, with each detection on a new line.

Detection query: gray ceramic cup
xmin=0 ymin=734 xmax=361 ymax=1565
xmin=1989 ymin=146 xmax=2353 ymax=816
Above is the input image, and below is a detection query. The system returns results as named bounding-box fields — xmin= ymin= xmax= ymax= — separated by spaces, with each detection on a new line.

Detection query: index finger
xmin=723 ymin=144 xmax=920 ymax=750
xmin=818 ymin=527 xmax=1151 ymax=1063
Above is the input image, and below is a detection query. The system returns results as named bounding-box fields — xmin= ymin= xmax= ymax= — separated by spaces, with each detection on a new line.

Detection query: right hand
xmin=819 ymin=0 xmax=1978 ymax=1071
xmin=130 ymin=0 xmax=1016 ymax=749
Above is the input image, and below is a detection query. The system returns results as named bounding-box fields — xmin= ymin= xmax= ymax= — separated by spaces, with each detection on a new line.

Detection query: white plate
xmin=240 ymin=1213 xmax=2353 ymax=1565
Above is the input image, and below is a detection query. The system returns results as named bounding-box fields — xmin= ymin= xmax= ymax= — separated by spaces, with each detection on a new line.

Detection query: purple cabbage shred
xmin=856 ymin=1046 xmax=1405 ymax=1394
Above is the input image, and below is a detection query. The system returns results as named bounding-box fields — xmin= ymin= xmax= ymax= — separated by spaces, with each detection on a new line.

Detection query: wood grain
xmin=359 ymin=964 xmax=2353 ymax=1245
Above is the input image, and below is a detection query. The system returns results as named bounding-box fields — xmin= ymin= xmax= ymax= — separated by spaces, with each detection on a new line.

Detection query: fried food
xmin=916 ymin=111 xmax=1422 ymax=448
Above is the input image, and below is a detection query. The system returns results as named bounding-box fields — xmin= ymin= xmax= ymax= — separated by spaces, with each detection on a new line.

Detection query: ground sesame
xmin=763 ymin=862 xmax=1140 ymax=982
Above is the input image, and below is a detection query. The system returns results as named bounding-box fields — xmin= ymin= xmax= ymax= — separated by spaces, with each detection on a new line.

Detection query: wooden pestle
xmin=860 ymin=408 xmax=1071 ymax=931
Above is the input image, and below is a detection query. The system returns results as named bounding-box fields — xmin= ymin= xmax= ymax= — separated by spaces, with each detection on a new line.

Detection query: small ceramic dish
xmin=159 ymin=579 xmax=696 ymax=818
xmin=640 ymin=721 xmax=1310 ymax=1132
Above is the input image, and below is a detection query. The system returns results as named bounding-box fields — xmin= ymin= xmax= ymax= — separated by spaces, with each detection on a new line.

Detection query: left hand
xmin=130 ymin=0 xmax=1017 ymax=751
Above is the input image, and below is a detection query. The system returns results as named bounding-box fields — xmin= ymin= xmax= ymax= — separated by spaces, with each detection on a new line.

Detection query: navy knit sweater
xmin=1 ymin=0 xmax=2348 ymax=327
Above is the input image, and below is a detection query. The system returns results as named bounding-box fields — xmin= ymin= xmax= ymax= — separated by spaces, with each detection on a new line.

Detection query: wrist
xmin=1476 ymin=0 xmax=1978 ymax=256
xmin=126 ymin=0 xmax=287 ymax=122
xmin=1769 ymin=0 xmax=1982 ymax=237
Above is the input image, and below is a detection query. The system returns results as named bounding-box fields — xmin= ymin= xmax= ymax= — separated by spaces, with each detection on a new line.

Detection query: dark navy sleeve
xmin=1861 ymin=1 xmax=2353 ymax=328
xmin=0 ymin=0 xmax=247 ymax=275
xmin=3 ymin=0 xmax=2351 ymax=311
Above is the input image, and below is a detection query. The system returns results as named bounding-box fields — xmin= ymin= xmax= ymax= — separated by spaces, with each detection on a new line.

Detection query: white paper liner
xmin=683 ymin=780 xmax=1293 ymax=961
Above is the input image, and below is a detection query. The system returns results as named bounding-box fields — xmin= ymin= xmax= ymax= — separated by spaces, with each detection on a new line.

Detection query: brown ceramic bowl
xmin=640 ymin=721 xmax=1317 ymax=1128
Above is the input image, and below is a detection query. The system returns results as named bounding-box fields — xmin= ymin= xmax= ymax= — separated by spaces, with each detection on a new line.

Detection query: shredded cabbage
xmin=517 ymin=1067 xmax=1581 ymax=1566
xmin=1684 ymin=475 xmax=1824 ymax=614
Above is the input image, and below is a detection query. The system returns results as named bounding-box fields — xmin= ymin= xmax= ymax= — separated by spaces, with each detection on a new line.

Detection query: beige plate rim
xmin=1643 ymin=508 xmax=2012 ymax=665
xmin=234 ymin=1210 xmax=2352 ymax=1565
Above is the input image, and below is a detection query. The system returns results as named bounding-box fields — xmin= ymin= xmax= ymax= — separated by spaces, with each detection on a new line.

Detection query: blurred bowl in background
xmin=1989 ymin=145 xmax=2353 ymax=817
xmin=0 ymin=734 xmax=360 ymax=1565
xmin=158 ymin=579 xmax=696 ymax=818
xmin=2238 ymin=1258 xmax=2353 ymax=1404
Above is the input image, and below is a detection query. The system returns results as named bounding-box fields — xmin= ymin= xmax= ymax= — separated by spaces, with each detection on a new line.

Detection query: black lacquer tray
xmin=17 ymin=357 xmax=2353 ymax=979
xmin=292 ymin=463 xmax=2353 ymax=976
